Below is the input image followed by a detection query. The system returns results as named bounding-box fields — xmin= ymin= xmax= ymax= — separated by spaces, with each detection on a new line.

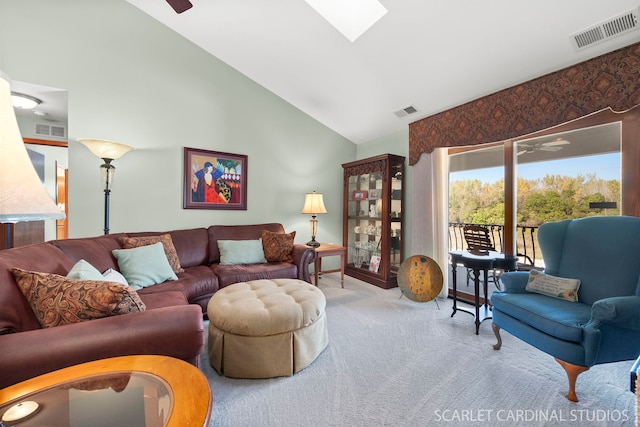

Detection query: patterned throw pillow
xmin=11 ymin=268 xmax=146 ymax=328
xmin=262 ymin=230 xmax=296 ymax=263
xmin=525 ymin=269 xmax=581 ymax=302
xmin=119 ymin=234 xmax=184 ymax=273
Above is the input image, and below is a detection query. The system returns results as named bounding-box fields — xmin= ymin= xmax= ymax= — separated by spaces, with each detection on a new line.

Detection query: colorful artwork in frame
xmin=183 ymin=147 xmax=247 ymax=210
xmin=352 ymin=190 xmax=368 ymax=201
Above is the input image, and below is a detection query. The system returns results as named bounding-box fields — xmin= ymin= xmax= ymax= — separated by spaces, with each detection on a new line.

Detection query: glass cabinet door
xmin=343 ymin=154 xmax=404 ymax=289
xmin=390 ymin=161 xmax=403 ymax=274
xmin=347 ymin=171 xmax=383 ymax=272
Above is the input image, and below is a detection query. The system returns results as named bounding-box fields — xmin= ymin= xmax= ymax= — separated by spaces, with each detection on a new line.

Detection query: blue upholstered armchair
xmin=491 ymin=216 xmax=640 ymax=401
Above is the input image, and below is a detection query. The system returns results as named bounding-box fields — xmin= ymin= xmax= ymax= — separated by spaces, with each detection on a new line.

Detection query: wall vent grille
xmin=35 ymin=123 xmax=66 ymax=138
xmin=572 ymin=8 xmax=639 ymax=50
xmin=394 ymin=105 xmax=419 ymax=118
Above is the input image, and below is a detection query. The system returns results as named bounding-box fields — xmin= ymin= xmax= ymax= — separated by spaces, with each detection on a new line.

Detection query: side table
xmin=449 ymin=250 xmax=517 ymax=334
xmin=313 ymin=243 xmax=346 ymax=288
xmin=0 ymin=355 xmax=212 ymax=427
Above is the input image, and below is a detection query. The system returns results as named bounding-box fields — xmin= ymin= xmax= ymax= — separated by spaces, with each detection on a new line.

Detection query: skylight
xmin=305 ymin=0 xmax=388 ymax=42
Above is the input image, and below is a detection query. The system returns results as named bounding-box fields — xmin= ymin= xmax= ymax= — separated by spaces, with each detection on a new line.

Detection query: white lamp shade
xmin=77 ymin=138 xmax=133 ymax=160
xmin=0 ymin=75 xmax=65 ymax=222
xmin=302 ymin=191 xmax=327 ymax=215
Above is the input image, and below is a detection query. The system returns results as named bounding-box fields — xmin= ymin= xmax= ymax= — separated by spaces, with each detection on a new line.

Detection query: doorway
xmin=56 ymin=163 xmax=68 ymax=239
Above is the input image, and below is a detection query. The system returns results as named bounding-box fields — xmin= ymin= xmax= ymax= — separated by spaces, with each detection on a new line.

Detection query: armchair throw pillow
xmin=525 ymin=269 xmax=581 ymax=302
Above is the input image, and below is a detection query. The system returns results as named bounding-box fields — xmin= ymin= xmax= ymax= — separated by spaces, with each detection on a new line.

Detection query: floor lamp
xmin=0 ymin=73 xmax=65 ymax=247
xmin=78 ymin=139 xmax=133 ymax=235
xmin=302 ymin=191 xmax=327 ymax=247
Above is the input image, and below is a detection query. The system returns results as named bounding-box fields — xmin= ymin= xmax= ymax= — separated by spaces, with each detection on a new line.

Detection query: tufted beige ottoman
xmin=207 ymin=278 xmax=328 ymax=378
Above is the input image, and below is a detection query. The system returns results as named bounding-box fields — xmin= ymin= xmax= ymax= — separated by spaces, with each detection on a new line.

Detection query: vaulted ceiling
xmin=127 ymin=1 xmax=640 ymax=144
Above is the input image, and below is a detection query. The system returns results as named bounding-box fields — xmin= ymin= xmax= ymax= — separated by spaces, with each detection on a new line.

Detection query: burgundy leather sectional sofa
xmin=0 ymin=223 xmax=313 ymax=388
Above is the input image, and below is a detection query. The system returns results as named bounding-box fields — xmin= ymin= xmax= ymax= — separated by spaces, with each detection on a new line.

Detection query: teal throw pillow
xmin=102 ymin=268 xmax=130 ymax=286
xmin=67 ymin=259 xmax=104 ymax=281
xmin=218 ymin=239 xmax=267 ymax=265
xmin=112 ymin=242 xmax=178 ymax=290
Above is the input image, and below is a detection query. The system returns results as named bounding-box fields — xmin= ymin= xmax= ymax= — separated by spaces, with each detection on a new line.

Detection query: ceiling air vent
xmin=35 ymin=123 xmax=66 ymax=138
xmin=572 ymin=8 xmax=640 ymax=50
xmin=394 ymin=105 xmax=419 ymax=118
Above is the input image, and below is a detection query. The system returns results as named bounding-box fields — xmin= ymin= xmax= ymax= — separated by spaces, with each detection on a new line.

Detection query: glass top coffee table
xmin=0 ymin=355 xmax=211 ymax=427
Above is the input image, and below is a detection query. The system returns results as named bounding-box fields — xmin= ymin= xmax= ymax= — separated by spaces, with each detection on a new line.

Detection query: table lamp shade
xmin=0 ymin=75 xmax=65 ymax=223
xmin=301 ymin=191 xmax=327 ymax=215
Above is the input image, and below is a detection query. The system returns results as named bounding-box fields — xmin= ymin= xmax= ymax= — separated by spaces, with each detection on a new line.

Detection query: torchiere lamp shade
xmin=77 ymin=138 xmax=133 ymax=235
xmin=0 ymin=74 xmax=65 ymax=223
xmin=77 ymin=139 xmax=133 ymax=161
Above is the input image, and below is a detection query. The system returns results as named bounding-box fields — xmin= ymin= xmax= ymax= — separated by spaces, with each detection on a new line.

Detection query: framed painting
xmin=368 ymin=189 xmax=382 ymax=200
xmin=183 ymin=147 xmax=248 ymax=210
xmin=352 ymin=190 xmax=368 ymax=201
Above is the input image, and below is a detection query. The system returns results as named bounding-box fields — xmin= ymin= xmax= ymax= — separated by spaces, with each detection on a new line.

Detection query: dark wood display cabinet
xmin=342 ymin=154 xmax=404 ymax=288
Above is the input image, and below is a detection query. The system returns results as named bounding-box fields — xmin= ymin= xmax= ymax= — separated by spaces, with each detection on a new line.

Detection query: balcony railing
xmin=448 ymin=222 xmax=540 ymax=268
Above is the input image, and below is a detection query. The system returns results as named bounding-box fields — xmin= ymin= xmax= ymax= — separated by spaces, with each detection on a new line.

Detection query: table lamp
xmin=301 ymin=191 xmax=327 ymax=247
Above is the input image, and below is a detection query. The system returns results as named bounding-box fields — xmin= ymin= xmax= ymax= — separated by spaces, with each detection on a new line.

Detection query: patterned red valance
xmin=408 ymin=42 xmax=640 ymax=165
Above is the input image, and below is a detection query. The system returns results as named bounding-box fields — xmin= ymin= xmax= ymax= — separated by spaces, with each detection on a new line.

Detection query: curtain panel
xmin=408 ymin=42 xmax=640 ymax=165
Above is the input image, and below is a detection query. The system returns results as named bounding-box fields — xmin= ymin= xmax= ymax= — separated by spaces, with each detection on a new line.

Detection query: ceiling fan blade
xmin=166 ymin=0 xmax=193 ymax=14
xmin=542 ymin=139 xmax=570 ymax=147
xmin=539 ymin=146 xmax=563 ymax=151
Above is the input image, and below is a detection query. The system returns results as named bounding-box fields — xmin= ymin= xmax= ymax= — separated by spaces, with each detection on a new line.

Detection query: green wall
xmin=0 ymin=0 xmax=356 ymax=246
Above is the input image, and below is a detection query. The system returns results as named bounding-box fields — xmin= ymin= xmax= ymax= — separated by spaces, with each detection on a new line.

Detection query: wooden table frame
xmin=313 ymin=243 xmax=346 ymax=288
xmin=0 ymin=355 xmax=212 ymax=427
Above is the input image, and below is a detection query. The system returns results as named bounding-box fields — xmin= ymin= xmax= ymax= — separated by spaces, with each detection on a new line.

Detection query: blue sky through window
xmin=450 ymin=153 xmax=620 ymax=183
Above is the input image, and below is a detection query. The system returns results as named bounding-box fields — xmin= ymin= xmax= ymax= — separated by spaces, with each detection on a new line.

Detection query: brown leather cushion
xmin=119 ymin=234 xmax=184 ymax=273
xmin=262 ymin=230 xmax=296 ymax=263
xmin=11 ymin=268 xmax=146 ymax=328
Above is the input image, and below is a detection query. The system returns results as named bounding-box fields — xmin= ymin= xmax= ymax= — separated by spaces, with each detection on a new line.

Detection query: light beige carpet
xmin=201 ymin=273 xmax=636 ymax=427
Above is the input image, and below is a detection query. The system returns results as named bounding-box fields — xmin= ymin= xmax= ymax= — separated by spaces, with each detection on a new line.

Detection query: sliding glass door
xmin=448 ymin=144 xmax=505 ymax=301
xmin=448 ymin=122 xmax=621 ymax=301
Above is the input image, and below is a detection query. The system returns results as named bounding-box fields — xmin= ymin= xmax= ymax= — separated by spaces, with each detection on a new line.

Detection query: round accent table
xmin=207 ymin=278 xmax=328 ymax=379
xmin=0 ymin=355 xmax=212 ymax=427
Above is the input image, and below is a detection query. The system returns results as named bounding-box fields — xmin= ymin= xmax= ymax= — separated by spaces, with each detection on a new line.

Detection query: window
xmin=448 ymin=122 xmax=622 ymax=265
xmin=515 ymin=123 xmax=621 ymax=225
